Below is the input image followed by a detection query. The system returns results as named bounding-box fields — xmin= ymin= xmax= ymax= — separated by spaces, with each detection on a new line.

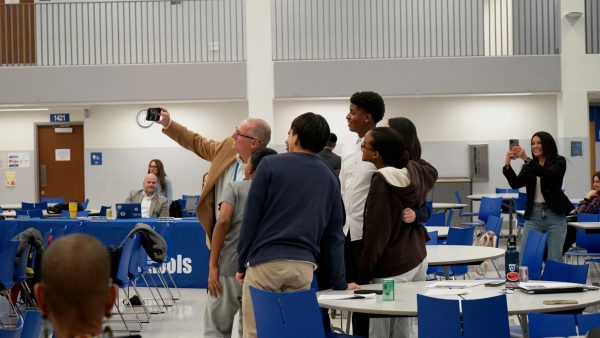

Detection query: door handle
xmin=40 ymin=164 xmax=47 ymax=187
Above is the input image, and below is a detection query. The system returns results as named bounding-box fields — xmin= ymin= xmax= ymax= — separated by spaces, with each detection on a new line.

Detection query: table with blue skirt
xmin=0 ymin=217 xmax=210 ymax=288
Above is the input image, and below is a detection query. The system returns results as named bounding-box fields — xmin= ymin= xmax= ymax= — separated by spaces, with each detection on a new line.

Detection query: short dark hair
xmin=250 ymin=147 xmax=277 ymax=172
xmin=593 ymin=171 xmax=600 ymax=182
xmin=388 ymin=117 xmax=422 ymax=160
xmin=370 ymin=127 xmax=408 ymax=169
xmin=327 ymin=133 xmax=337 ymax=147
xmin=350 ymin=91 xmax=385 ymax=123
xmin=531 ymin=131 xmax=558 ymax=162
xmin=290 ymin=112 xmax=330 ymax=153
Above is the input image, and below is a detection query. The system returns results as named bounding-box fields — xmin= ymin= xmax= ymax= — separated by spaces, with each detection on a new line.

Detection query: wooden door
xmin=37 ymin=125 xmax=84 ymax=202
xmin=0 ymin=0 xmax=35 ymax=65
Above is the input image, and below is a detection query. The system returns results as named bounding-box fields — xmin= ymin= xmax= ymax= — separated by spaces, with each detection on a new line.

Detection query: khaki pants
xmin=241 ymin=260 xmax=313 ymax=338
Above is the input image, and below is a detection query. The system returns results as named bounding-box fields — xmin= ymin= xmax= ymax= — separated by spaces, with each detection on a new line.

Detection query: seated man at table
xmin=125 ymin=173 xmax=169 ymax=218
xmin=34 ymin=234 xmax=123 ymax=338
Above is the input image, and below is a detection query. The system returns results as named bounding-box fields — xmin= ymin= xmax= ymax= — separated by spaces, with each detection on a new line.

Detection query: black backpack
xmin=169 ymin=199 xmax=182 ymax=218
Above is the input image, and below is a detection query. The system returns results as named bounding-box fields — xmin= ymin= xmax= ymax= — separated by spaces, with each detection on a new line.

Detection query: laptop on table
xmin=115 ymin=203 xmax=142 ymax=219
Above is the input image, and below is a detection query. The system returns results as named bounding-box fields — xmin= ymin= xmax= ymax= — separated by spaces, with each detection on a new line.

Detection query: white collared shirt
xmin=141 ymin=193 xmax=154 ymax=218
xmin=214 ymin=155 xmax=246 ymax=217
xmin=339 ymin=136 xmax=376 ymax=241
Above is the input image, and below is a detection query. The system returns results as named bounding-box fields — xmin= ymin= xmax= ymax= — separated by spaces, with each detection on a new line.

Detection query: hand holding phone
xmin=146 ymin=107 xmax=162 ymax=121
xmin=509 ymin=139 xmax=519 ymax=159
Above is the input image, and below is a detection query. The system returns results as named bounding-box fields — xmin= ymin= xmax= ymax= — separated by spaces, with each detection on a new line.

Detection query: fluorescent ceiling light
xmin=0 ymin=108 xmax=49 ymax=112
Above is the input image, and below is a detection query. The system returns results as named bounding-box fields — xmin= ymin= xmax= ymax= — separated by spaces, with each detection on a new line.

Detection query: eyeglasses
xmin=148 ymin=165 xmax=158 ymax=168
xmin=360 ymin=142 xmax=375 ymax=151
xmin=234 ymin=128 xmax=258 ymax=142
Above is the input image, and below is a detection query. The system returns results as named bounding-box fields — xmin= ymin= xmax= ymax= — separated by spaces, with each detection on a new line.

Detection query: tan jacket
xmin=125 ymin=190 xmax=169 ymax=218
xmin=163 ymin=120 xmax=236 ymax=247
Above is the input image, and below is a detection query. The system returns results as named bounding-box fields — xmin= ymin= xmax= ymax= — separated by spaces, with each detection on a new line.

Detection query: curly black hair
xmin=350 ymin=91 xmax=385 ymax=123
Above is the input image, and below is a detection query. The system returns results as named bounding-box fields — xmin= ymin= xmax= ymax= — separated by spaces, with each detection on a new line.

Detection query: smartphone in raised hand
xmin=509 ymin=139 xmax=519 ymax=159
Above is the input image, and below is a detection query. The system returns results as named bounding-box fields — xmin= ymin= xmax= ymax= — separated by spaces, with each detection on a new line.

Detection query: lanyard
xmin=231 ymin=161 xmax=240 ymax=182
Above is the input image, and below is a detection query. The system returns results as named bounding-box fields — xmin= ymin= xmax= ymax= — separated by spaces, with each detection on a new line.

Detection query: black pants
xmin=345 ymin=235 xmax=369 ymax=336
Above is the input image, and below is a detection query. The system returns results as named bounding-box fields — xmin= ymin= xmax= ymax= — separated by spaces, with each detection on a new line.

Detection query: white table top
xmin=432 ymin=202 xmax=467 ymax=210
xmin=0 ymin=203 xmax=23 ymax=211
xmin=424 ymin=226 xmax=448 ymax=238
xmin=426 ymin=245 xmax=504 ymax=266
xmin=568 ymin=222 xmax=600 ymax=231
xmin=317 ymin=281 xmax=600 ymax=316
xmin=467 ymin=193 xmax=519 ymax=200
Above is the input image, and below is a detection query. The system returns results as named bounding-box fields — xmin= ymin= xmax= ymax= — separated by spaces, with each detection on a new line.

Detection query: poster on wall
xmin=7 ymin=153 xmax=30 ymax=168
xmin=55 ymin=149 xmax=71 ymax=161
xmin=4 ymin=171 xmax=16 ymax=187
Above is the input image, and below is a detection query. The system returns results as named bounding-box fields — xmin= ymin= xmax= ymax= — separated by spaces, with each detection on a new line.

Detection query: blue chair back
xmin=0 ymin=240 xmax=19 ymax=291
xmin=0 ymin=315 xmax=23 ymax=338
xmin=577 ymin=313 xmax=600 ymax=336
xmin=426 ymin=231 xmax=438 ymax=245
xmin=21 ymin=202 xmax=47 ymax=211
xmin=20 ymin=310 xmax=43 ymax=338
xmin=462 ymin=294 xmax=510 ymax=338
xmin=115 ymin=234 xmax=141 ymax=287
xmin=249 ymin=286 xmax=327 ymax=338
xmin=522 ymin=230 xmax=548 ymax=280
xmin=16 ymin=209 xmax=43 ymax=218
xmin=446 ymin=226 xmax=475 ymax=246
xmin=573 ymin=213 xmax=600 ymax=253
xmin=541 ymin=259 xmax=589 ymax=284
xmin=417 ymin=294 xmax=462 ymax=338
xmin=99 ymin=205 xmax=110 ymax=216
xmin=477 ymin=197 xmax=503 ymax=223
xmin=425 ymin=200 xmax=433 ymax=217
xmin=484 ymin=215 xmax=503 ymax=243
xmin=446 ymin=208 xmax=454 ymax=226
xmin=60 ymin=210 xmax=89 ymax=217
xmin=527 ymin=312 xmax=576 ymax=338
xmin=495 ymin=188 xmax=519 ymax=194
xmin=425 ymin=211 xmax=447 ymax=226
xmin=513 ymin=197 xmax=527 ymax=226
xmin=41 ymin=197 xmax=64 ymax=203
xmin=577 ymin=212 xmax=600 ymax=222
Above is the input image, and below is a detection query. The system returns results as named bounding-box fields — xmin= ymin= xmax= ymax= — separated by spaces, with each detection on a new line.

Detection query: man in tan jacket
xmin=157 ymin=108 xmax=271 ymax=248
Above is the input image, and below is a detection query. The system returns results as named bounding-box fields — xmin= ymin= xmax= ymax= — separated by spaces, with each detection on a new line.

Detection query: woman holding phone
xmin=503 ymin=131 xmax=574 ymax=261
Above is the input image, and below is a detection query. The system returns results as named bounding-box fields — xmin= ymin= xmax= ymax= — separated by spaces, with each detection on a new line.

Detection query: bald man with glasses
xmin=156 ymin=108 xmax=271 ymax=248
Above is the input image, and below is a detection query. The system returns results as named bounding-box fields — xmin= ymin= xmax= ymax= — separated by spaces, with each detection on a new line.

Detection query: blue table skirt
xmin=1 ymin=218 xmax=210 ymax=288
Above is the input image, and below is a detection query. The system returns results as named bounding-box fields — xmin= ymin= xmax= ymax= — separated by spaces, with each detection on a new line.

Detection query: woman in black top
xmin=503 ymin=131 xmax=573 ymax=261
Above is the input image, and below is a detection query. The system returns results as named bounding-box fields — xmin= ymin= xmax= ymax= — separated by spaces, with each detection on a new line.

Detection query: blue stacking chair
xmin=521 ymin=230 xmax=548 ymax=280
xmin=417 ymin=294 xmax=462 ymax=338
xmin=577 ymin=313 xmax=600 ymax=336
xmin=564 ymin=213 xmax=600 ymax=265
xmin=542 ymin=259 xmax=589 ymax=284
xmin=98 ymin=205 xmax=111 ymax=216
xmin=527 ymin=313 xmax=576 ymax=338
xmin=461 ymin=197 xmax=503 ymax=226
xmin=462 ymin=294 xmax=510 ymax=338
xmin=425 ymin=211 xmax=447 ymax=226
xmin=249 ymin=286 xmax=362 ymax=338
xmin=40 ymin=197 xmax=64 ymax=203
xmin=0 ymin=315 xmax=23 ymax=338
xmin=435 ymin=226 xmax=475 ymax=279
xmin=114 ymin=233 xmax=145 ymax=333
xmin=454 ymin=191 xmax=477 ymax=219
xmin=0 ymin=240 xmax=20 ymax=320
xmin=20 ymin=310 xmax=43 ymax=338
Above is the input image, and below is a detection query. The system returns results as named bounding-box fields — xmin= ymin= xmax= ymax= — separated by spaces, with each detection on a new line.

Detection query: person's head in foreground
xmin=34 ymin=233 xmax=118 ymax=338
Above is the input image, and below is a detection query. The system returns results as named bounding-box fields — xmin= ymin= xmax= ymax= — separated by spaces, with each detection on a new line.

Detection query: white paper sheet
xmin=424 ymin=288 xmax=471 ymax=296
xmin=318 ymin=293 xmax=378 ymax=301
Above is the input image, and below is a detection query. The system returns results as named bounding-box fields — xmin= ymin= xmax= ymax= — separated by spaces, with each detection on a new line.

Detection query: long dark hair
xmin=369 ymin=127 xmax=408 ymax=169
xmin=388 ymin=117 xmax=422 ymax=161
xmin=148 ymin=159 xmax=167 ymax=191
xmin=531 ymin=131 xmax=558 ymax=163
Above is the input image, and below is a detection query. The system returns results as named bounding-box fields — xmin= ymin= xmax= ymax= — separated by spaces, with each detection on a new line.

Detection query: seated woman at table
xmin=358 ymin=127 xmax=437 ymax=338
xmin=147 ymin=159 xmax=173 ymax=203
xmin=503 ymin=131 xmax=574 ymax=262
xmin=576 ymin=171 xmax=600 ymax=214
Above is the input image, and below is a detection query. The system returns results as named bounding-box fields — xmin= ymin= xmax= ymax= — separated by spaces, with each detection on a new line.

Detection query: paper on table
xmin=424 ymin=288 xmax=471 ymax=296
xmin=427 ymin=281 xmax=486 ymax=289
xmin=318 ymin=293 xmax=378 ymax=301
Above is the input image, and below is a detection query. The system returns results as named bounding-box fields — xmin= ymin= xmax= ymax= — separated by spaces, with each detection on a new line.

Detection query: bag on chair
xmin=474 ymin=230 xmax=497 ymax=276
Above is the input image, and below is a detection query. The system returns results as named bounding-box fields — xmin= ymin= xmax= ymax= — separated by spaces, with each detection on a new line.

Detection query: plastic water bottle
xmin=106 ymin=207 xmax=113 ymax=219
xmin=505 ymin=234 xmax=520 ymax=286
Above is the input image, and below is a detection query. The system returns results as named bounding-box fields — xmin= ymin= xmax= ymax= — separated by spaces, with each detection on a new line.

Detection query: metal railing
xmin=272 ymin=0 xmax=560 ymax=60
xmin=0 ymin=0 xmax=245 ymax=66
xmin=587 ymin=0 xmax=600 ymax=54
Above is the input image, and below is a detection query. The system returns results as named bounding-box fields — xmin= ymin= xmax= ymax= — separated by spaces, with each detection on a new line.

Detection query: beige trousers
xmin=241 ymin=260 xmax=313 ymax=338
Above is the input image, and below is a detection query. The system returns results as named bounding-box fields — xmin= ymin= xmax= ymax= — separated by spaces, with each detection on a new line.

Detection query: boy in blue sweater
xmin=236 ymin=112 xmax=358 ymax=338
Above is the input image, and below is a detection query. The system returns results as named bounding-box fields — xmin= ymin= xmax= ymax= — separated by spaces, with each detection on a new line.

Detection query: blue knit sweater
xmin=236 ymin=152 xmax=347 ymax=290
